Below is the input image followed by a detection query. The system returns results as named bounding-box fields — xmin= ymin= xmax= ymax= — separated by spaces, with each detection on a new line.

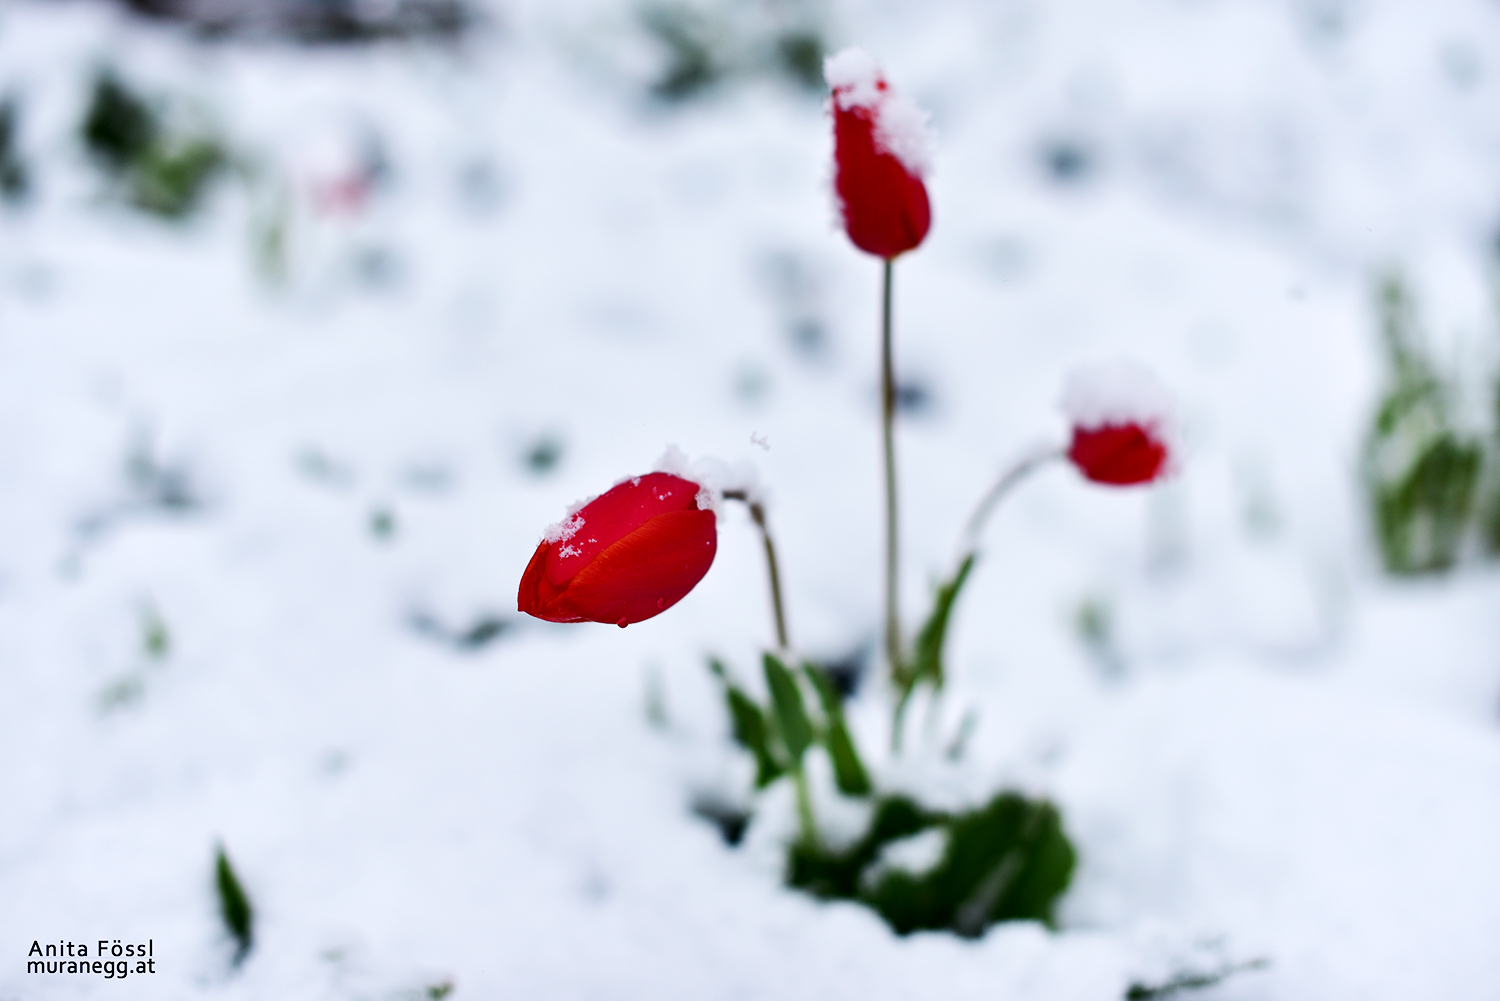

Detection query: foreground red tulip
xmin=825 ymin=48 xmax=932 ymax=260
xmin=1061 ymin=362 xmax=1174 ymax=486
xmin=519 ymin=472 xmax=717 ymax=627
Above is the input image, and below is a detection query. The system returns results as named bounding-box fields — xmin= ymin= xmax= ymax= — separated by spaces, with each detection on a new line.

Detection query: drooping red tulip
xmin=518 ymin=472 xmax=718 ymax=627
xmin=825 ymin=47 xmax=932 ymax=260
xmin=1061 ymin=361 xmax=1175 ymax=486
xmin=1067 ymin=423 xmax=1169 ymax=485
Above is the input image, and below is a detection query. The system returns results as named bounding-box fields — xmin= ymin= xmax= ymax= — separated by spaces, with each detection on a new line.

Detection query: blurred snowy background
xmin=2 ymin=0 xmax=1499 ymax=997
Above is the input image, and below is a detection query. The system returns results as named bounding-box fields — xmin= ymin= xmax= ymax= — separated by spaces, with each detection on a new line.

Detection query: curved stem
xmin=724 ymin=491 xmax=789 ymax=651
xmin=881 ymin=258 xmax=902 ymax=675
xmin=958 ymin=445 xmax=1064 ymax=559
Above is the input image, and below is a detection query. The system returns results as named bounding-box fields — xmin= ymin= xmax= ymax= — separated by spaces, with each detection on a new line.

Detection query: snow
xmin=542 ymin=513 xmax=585 ymax=545
xmin=1059 ymin=359 xmax=1175 ymax=432
xmin=1 ymin=0 xmax=1499 ymax=998
xmin=825 ymin=45 xmax=934 ymax=176
xmin=654 ymin=444 xmax=762 ymax=516
xmin=824 ymin=47 xmax=884 ymax=108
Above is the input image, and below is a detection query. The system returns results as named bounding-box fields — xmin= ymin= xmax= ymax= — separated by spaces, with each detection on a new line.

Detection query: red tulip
xmin=518 ymin=472 xmax=718 ymax=627
xmin=1067 ymin=423 xmax=1170 ymax=486
xmin=825 ymin=48 xmax=932 ymax=260
xmin=1061 ymin=361 xmax=1174 ymax=486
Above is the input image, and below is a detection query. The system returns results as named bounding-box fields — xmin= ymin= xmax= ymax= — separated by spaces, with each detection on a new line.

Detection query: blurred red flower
xmin=518 ymin=472 xmax=717 ymax=627
xmin=1067 ymin=423 xmax=1170 ymax=485
xmin=1061 ymin=360 xmax=1174 ymax=486
xmin=826 ymin=48 xmax=932 ymax=260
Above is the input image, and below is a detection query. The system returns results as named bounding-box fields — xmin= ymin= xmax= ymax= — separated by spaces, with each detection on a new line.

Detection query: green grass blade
xmin=805 ymin=663 xmax=871 ymax=796
xmin=763 ymin=652 xmax=812 ymax=765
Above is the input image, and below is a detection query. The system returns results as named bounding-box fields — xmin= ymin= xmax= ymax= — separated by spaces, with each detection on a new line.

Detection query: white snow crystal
xmin=654 ymin=444 xmax=695 ymax=481
xmin=654 ymin=445 xmax=763 ymax=519
xmin=824 ymin=47 xmax=884 ymax=110
xmin=543 ymin=512 xmax=586 ymax=544
xmin=873 ymin=93 xmax=934 ymax=177
xmin=1060 ymin=359 xmax=1175 ymax=432
xmin=824 ymin=46 xmax=933 ymax=176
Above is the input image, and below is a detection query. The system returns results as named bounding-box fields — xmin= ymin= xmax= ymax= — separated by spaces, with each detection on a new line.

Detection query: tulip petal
xmin=560 ymin=508 xmax=718 ymax=626
xmin=517 ymin=541 xmax=586 ymax=622
xmin=543 ymin=472 xmax=703 ymax=588
xmin=1068 ymin=423 xmax=1169 ymax=486
xmin=834 ymin=103 xmax=931 ymax=260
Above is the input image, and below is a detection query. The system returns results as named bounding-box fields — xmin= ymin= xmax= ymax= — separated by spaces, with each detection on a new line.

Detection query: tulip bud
xmin=518 ymin=472 xmax=718 ymax=627
xmin=825 ymin=47 xmax=932 ymax=260
xmin=1060 ymin=361 xmax=1175 ymax=486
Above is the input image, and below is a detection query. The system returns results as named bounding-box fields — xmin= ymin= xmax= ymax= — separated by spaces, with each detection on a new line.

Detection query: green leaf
xmin=763 ymin=652 xmax=813 ymax=765
xmin=729 ymin=687 xmax=784 ymax=788
xmin=907 ymin=553 xmax=978 ymax=697
xmin=1363 ymin=273 xmax=1483 ymax=576
xmin=787 ymin=795 xmax=930 ymax=899
xmin=709 ymin=659 xmax=783 ymax=787
xmin=787 ymin=790 xmax=1076 ymax=939
xmin=82 ymin=70 xmax=156 ymax=172
xmin=1371 ymin=431 xmax=1481 ymax=574
xmin=1125 ymin=959 xmax=1270 ymax=999
xmin=131 ymin=137 xmax=225 ymax=219
xmin=860 ymin=793 xmax=1075 ymax=937
xmin=805 ymin=664 xmax=871 ymax=796
xmin=214 ymin=843 xmax=254 ymax=966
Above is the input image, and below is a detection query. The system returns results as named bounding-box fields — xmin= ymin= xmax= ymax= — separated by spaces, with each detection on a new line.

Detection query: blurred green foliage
xmin=892 ymin=553 xmax=975 ymax=741
xmin=81 ymin=69 xmax=227 ymax=219
xmin=709 ymin=654 xmax=1074 ymax=937
xmin=83 ymin=71 xmax=156 ymax=171
xmin=0 ymin=95 xmax=29 ymax=202
xmin=142 ymin=605 xmax=171 ymax=661
xmin=711 ymin=654 xmax=869 ymax=795
xmin=1363 ymin=275 xmax=1483 ymax=574
xmin=1125 ymin=958 xmax=1270 ymax=999
xmin=788 ymin=792 xmax=1075 ymax=936
xmin=524 ymin=435 xmax=565 ymax=475
xmin=640 ymin=1 xmax=829 ymax=103
xmin=214 ymin=843 xmax=254 ymax=966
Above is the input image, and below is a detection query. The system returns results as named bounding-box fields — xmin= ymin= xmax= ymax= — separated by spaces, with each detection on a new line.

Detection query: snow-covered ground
xmin=2 ymin=0 xmax=1499 ymax=997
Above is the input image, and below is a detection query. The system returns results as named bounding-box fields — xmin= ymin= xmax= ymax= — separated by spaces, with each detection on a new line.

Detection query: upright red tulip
xmin=519 ymin=472 xmax=718 ymax=627
xmin=1061 ymin=361 xmax=1175 ymax=486
xmin=825 ymin=47 xmax=932 ymax=260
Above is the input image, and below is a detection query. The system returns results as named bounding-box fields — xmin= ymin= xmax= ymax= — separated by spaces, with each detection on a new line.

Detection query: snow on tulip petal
xmin=825 ymin=47 xmax=932 ymax=260
xmin=519 ymin=471 xmax=718 ymax=626
xmin=542 ymin=472 xmax=702 ymax=587
xmin=1061 ymin=360 xmax=1175 ymax=486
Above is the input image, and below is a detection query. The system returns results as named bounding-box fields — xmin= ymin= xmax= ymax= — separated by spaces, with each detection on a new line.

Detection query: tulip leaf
xmin=214 ymin=843 xmax=254 ymax=966
xmin=763 ymin=652 xmax=813 ymax=766
xmin=788 ymin=795 xmax=930 ymax=899
xmin=805 ymin=663 xmax=871 ymax=796
xmin=729 ymin=688 xmax=784 ymax=788
xmin=709 ymin=658 xmax=784 ymax=787
xmin=859 ymin=792 xmax=1076 ymax=937
xmin=910 ymin=553 xmax=977 ymax=694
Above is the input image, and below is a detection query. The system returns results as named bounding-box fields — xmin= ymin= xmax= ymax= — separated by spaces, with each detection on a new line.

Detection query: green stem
xmin=958 ymin=446 xmax=1064 ymax=557
xmin=891 ymin=449 xmax=1057 ymax=755
xmin=791 ymin=763 xmax=818 ymax=849
xmin=725 ymin=491 xmax=789 ymax=651
xmin=881 ymin=257 xmax=902 ymax=678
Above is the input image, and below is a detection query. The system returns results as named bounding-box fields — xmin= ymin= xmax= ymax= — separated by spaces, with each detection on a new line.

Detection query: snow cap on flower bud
xmin=518 ymin=467 xmax=718 ymax=627
xmin=825 ymin=47 xmax=933 ymax=260
xmin=653 ymin=445 xmax=763 ymax=517
xmin=1060 ymin=361 xmax=1176 ymax=486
